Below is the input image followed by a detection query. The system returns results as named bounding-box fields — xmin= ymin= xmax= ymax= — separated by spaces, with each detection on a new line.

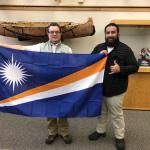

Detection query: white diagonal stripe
xmin=0 ymin=70 xmax=104 ymax=107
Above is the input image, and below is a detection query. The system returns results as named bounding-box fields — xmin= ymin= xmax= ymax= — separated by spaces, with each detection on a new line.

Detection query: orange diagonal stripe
xmin=0 ymin=57 xmax=107 ymax=104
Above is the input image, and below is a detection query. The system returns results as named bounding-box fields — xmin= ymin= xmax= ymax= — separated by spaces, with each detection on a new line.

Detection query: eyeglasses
xmin=48 ymin=31 xmax=61 ymax=34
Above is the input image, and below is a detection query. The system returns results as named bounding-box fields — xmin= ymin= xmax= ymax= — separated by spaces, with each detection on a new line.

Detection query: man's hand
xmin=0 ymin=42 xmax=25 ymax=50
xmin=100 ymin=50 xmax=108 ymax=56
xmin=109 ymin=60 xmax=120 ymax=74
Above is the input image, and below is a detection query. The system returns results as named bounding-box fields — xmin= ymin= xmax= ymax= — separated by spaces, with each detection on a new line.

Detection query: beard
xmin=105 ymin=36 xmax=119 ymax=47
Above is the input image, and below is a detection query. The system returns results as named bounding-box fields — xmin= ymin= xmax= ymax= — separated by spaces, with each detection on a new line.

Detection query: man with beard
xmin=88 ymin=23 xmax=139 ymax=150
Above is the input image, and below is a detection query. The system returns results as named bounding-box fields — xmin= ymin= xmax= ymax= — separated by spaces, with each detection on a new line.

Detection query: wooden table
xmin=123 ymin=67 xmax=150 ymax=110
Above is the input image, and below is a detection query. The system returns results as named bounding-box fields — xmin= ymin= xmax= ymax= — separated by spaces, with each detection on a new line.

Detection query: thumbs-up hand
xmin=109 ymin=60 xmax=120 ymax=74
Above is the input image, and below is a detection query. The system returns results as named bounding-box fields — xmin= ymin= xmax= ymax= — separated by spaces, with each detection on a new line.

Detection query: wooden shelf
xmin=111 ymin=20 xmax=150 ymax=26
xmin=138 ymin=66 xmax=150 ymax=72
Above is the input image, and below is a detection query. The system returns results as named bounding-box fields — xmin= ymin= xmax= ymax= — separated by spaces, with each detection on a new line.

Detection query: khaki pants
xmin=96 ymin=93 xmax=125 ymax=139
xmin=47 ymin=118 xmax=69 ymax=136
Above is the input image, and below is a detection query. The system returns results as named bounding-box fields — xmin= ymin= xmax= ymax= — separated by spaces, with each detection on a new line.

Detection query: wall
xmin=0 ymin=1 xmax=150 ymax=59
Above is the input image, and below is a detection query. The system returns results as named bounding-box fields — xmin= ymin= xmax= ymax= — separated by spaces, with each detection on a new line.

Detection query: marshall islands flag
xmin=0 ymin=46 xmax=107 ymax=118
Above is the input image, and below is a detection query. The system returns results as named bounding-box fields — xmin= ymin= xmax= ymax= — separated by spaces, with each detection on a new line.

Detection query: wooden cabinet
xmin=123 ymin=67 xmax=150 ymax=110
xmin=111 ymin=20 xmax=150 ymax=110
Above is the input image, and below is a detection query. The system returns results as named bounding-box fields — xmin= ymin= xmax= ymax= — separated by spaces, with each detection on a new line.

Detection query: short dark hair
xmin=104 ymin=23 xmax=119 ymax=33
xmin=47 ymin=22 xmax=62 ymax=33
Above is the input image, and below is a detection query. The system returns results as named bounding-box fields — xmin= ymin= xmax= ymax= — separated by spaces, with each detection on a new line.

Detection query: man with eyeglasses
xmin=0 ymin=22 xmax=72 ymax=145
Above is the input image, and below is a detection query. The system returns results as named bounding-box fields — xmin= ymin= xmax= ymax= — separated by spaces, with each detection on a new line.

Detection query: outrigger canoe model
xmin=0 ymin=18 xmax=95 ymax=41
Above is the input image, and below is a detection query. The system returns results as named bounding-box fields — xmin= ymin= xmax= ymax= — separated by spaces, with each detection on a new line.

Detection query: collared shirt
xmin=24 ymin=41 xmax=72 ymax=54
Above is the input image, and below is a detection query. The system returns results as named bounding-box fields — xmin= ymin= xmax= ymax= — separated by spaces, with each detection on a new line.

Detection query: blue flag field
xmin=0 ymin=46 xmax=106 ymax=118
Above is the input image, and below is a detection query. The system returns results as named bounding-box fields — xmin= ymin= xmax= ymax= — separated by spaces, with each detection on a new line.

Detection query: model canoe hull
xmin=0 ymin=18 xmax=95 ymax=41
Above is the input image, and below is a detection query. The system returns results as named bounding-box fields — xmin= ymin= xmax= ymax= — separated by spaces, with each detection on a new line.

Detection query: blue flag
xmin=0 ymin=46 xmax=106 ymax=118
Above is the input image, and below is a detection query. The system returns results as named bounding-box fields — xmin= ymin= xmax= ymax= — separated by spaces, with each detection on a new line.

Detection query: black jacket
xmin=92 ymin=41 xmax=139 ymax=97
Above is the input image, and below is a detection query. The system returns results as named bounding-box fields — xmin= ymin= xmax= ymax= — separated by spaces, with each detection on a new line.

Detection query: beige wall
xmin=1 ymin=0 xmax=150 ymax=59
xmin=1 ymin=10 xmax=150 ymax=59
